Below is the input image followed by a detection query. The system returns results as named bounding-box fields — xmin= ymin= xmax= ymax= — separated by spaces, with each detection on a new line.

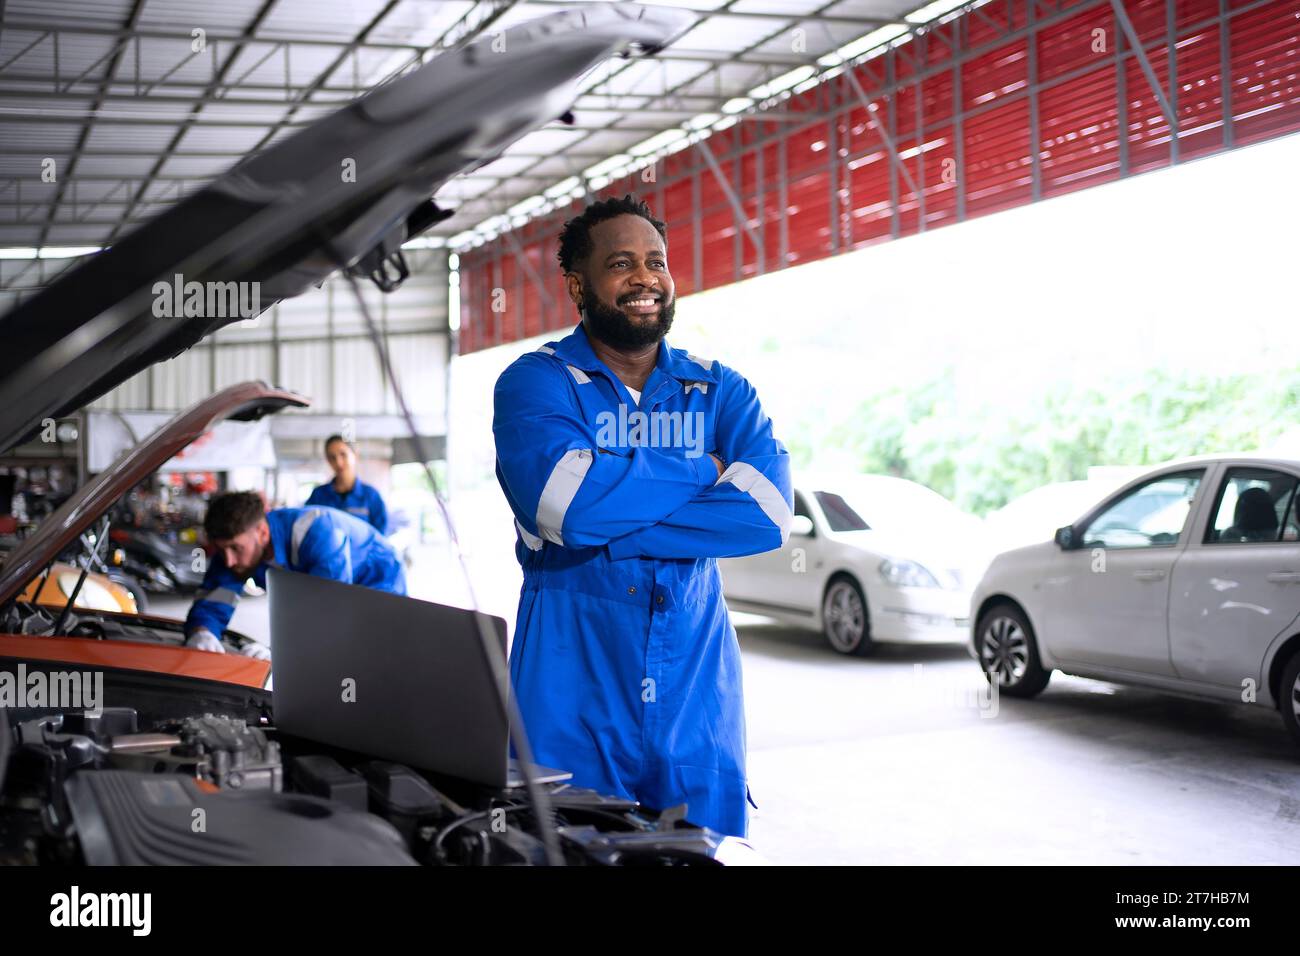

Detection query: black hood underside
xmin=0 ymin=2 xmax=693 ymax=452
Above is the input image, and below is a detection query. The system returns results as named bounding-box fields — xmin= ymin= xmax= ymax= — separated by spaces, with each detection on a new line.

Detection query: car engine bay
xmin=0 ymin=673 xmax=749 ymax=866
xmin=0 ymin=600 xmax=256 ymax=653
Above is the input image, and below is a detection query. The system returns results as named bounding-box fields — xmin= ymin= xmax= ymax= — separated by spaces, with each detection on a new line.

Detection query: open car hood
xmin=0 ymin=382 xmax=309 ymax=605
xmin=0 ymin=2 xmax=693 ymax=452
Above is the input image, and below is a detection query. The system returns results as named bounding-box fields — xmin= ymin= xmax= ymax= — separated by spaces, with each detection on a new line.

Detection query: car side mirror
xmin=1054 ymin=525 xmax=1075 ymax=550
xmin=790 ymin=515 xmax=814 ymax=537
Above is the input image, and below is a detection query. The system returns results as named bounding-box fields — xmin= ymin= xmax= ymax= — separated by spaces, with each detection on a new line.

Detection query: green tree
xmin=817 ymin=365 xmax=1300 ymax=516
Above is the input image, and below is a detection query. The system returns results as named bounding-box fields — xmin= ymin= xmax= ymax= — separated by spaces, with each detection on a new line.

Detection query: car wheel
xmin=976 ymin=602 xmax=1050 ymax=698
xmin=1278 ymin=653 xmax=1300 ymax=748
xmin=822 ymin=576 xmax=873 ymax=657
xmin=122 ymin=580 xmax=148 ymax=614
xmin=106 ymin=572 xmax=148 ymax=613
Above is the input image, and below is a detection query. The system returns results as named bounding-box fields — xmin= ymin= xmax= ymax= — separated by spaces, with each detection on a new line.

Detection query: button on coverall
xmin=185 ymin=506 xmax=407 ymax=639
xmin=493 ymin=324 xmax=792 ymax=837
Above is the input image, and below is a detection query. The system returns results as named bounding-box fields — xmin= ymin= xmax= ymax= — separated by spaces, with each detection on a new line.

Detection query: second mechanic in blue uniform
xmin=183 ymin=491 xmax=406 ymax=657
xmin=306 ymin=434 xmax=390 ymax=534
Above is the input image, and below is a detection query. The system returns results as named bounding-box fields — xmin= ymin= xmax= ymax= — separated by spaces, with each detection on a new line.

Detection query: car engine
xmin=0 ymin=699 xmax=755 ymax=866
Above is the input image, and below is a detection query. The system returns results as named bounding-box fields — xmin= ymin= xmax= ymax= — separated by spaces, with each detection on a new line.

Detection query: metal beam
xmin=0 ymin=146 xmax=619 ymax=161
xmin=1116 ymin=12 xmax=1129 ymax=175
xmin=0 ymin=81 xmax=807 ymax=109
xmin=500 ymin=226 xmax=557 ymax=312
xmin=1219 ymin=0 xmax=1233 ymax=149
xmin=625 ymin=49 xmax=829 ymax=67
xmin=1107 ymin=0 xmax=1179 ymax=138
xmin=32 ymin=0 xmax=147 ymax=253
xmin=0 ymin=18 xmax=428 ymax=51
xmin=0 ymin=67 xmax=376 ymax=97
xmin=102 ymin=0 xmax=286 ymax=246
xmin=1166 ymin=0 xmax=1179 ymax=163
xmin=0 ymin=108 xmax=319 ymax=126
xmin=0 ymin=170 xmax=570 ymax=186
xmin=518 ymin=1 xmax=901 ymax=28
xmin=1028 ymin=0 xmax=1041 ymax=201
xmin=842 ymin=65 xmax=921 ymax=202
xmin=694 ymin=135 xmax=763 ymax=261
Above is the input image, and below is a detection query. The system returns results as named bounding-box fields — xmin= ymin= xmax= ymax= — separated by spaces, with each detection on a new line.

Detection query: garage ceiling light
xmin=582 ymin=153 xmax=634 ymax=179
xmin=748 ymin=66 xmax=816 ymax=101
xmin=629 ymin=129 xmax=688 ymax=157
xmin=0 ymin=246 xmax=102 ymax=260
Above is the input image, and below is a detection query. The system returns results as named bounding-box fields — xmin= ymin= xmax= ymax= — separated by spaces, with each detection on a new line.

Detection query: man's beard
xmin=582 ymin=289 xmax=675 ymax=350
xmin=232 ymin=542 xmax=270 ymax=577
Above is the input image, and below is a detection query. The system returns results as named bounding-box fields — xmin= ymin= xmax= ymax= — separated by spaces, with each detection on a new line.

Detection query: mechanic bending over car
xmin=306 ymin=433 xmax=390 ymax=534
xmin=183 ymin=490 xmax=407 ymax=657
xmin=493 ymin=194 xmax=792 ymax=838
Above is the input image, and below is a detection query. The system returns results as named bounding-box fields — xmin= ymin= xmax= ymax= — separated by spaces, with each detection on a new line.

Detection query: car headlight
xmin=57 ymin=572 xmax=121 ymax=611
xmin=878 ymin=558 xmax=941 ymax=588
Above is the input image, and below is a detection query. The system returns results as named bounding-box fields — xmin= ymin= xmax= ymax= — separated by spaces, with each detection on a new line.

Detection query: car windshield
xmin=814 ymin=478 xmax=975 ymax=535
xmin=813 ymin=491 xmax=870 ymax=531
xmin=1080 ymin=472 xmax=1202 ymax=548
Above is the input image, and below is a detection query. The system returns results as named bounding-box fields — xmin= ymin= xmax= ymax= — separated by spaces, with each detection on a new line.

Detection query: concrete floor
xmin=153 ymin=574 xmax=1300 ymax=866
xmin=740 ymin=621 xmax=1300 ymax=865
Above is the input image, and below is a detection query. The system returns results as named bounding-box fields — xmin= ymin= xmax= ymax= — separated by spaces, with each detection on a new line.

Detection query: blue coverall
xmin=185 ymin=506 xmax=407 ymax=638
xmin=306 ymin=479 xmax=389 ymax=534
xmin=493 ymin=323 xmax=792 ymax=837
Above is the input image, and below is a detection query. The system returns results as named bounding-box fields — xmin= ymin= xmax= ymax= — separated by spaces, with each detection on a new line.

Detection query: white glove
xmin=238 ymin=641 xmax=271 ymax=661
xmin=185 ymin=628 xmax=225 ymax=654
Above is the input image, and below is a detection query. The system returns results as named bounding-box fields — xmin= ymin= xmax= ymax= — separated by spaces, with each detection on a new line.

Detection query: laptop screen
xmin=268 ymin=567 xmax=511 ymax=786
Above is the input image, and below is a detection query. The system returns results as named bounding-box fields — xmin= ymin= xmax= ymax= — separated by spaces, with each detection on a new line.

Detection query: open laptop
xmin=268 ymin=567 xmax=570 ymax=789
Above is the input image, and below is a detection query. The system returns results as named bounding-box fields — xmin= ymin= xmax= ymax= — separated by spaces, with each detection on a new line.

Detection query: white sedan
xmin=719 ymin=473 xmax=988 ymax=655
xmin=983 ymin=479 xmax=1124 ymax=555
xmin=971 ymin=454 xmax=1300 ymax=746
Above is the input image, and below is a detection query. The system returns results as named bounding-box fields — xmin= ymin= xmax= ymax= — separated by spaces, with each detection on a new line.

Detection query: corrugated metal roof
xmin=0 ymin=0 xmax=923 ymax=262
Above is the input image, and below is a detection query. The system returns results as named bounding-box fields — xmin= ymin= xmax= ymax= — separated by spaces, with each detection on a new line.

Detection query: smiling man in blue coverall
xmin=493 ymin=194 xmax=792 ymax=837
xmin=183 ymin=490 xmax=406 ymax=657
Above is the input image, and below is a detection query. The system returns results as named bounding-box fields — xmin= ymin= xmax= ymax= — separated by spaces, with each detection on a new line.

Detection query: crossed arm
xmin=493 ymin=355 xmax=792 ymax=561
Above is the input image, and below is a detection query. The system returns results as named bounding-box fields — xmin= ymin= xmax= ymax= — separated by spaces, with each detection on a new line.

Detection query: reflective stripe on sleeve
xmin=717 ymin=461 xmax=793 ymax=543
xmin=515 ymin=518 xmax=545 ymax=551
xmin=194 ymin=586 xmax=241 ymax=606
xmin=291 ymin=509 xmax=322 ymax=565
xmin=536 ymin=448 xmax=594 ymax=546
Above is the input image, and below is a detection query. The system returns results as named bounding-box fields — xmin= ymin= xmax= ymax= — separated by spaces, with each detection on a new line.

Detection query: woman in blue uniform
xmin=306 ymin=434 xmax=389 ymax=534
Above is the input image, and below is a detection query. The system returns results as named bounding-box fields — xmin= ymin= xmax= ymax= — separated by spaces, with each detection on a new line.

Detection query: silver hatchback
xmin=971 ymin=455 xmax=1300 ymax=747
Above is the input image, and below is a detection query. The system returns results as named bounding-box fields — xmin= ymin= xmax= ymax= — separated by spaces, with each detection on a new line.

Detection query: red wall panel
xmin=458 ymin=0 xmax=1300 ymax=353
xmin=1039 ymin=64 xmax=1122 ymax=197
xmin=965 ymin=98 xmax=1032 ymax=215
xmin=1175 ymin=27 xmax=1229 ymax=161
xmin=1230 ymin=0 xmax=1300 ymax=145
xmin=1037 ymin=4 xmax=1112 ymax=83
xmin=962 ymin=39 xmax=1029 ymax=112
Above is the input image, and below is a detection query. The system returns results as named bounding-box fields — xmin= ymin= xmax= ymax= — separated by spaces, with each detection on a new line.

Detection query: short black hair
xmin=323 ymin=434 xmax=353 ymax=455
xmin=556 ymin=194 xmax=667 ymax=274
xmin=204 ymin=491 xmax=266 ymax=541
